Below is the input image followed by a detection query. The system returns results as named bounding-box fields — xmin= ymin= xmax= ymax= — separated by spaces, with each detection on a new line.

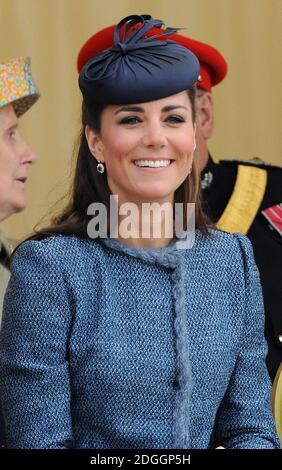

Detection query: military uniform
xmin=201 ymin=155 xmax=282 ymax=381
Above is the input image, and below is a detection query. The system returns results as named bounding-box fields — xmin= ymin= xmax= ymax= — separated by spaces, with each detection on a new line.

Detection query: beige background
xmin=1 ymin=0 xmax=282 ymax=239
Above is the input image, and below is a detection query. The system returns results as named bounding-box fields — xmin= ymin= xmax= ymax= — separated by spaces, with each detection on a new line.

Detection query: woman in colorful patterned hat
xmin=0 ymin=56 xmax=40 ymax=446
xmin=0 ymin=56 xmax=39 ymax=316
xmin=0 ymin=57 xmax=39 ymax=217
xmin=0 ymin=15 xmax=279 ymax=449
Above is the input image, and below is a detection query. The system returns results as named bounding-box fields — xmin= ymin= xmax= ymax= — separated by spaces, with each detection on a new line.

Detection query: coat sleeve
xmin=0 ymin=239 xmax=73 ymax=449
xmin=211 ymin=233 xmax=280 ymax=449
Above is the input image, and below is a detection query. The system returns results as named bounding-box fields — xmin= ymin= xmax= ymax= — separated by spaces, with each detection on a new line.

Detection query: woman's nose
xmin=20 ymin=139 xmax=37 ymax=165
xmin=26 ymin=148 xmax=37 ymax=165
xmin=142 ymin=122 xmax=167 ymax=148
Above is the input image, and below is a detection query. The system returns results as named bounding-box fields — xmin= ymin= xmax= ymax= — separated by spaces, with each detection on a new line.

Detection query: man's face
xmin=0 ymin=104 xmax=36 ymax=221
xmin=194 ymin=88 xmax=214 ymax=171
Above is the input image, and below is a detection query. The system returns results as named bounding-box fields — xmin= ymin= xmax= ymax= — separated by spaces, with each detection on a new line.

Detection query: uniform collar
xmin=200 ymin=154 xmax=237 ymax=222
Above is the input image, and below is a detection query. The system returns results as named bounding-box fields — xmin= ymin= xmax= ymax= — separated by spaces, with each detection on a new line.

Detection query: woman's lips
xmin=133 ymin=159 xmax=175 ymax=171
xmin=16 ymin=177 xmax=27 ymax=183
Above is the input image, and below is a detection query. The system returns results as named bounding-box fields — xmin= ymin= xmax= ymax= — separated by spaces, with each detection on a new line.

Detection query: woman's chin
xmin=135 ymin=193 xmax=173 ymax=204
xmin=129 ymin=186 xmax=175 ymax=204
xmin=0 ymin=199 xmax=26 ymax=221
xmin=12 ymin=199 xmax=27 ymax=214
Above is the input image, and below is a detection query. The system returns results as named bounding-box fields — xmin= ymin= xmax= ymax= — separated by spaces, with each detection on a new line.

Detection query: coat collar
xmin=0 ymin=232 xmax=12 ymax=269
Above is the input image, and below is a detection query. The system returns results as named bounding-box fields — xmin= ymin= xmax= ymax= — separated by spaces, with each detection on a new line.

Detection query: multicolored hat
xmin=79 ymin=14 xmax=200 ymax=105
xmin=77 ymin=19 xmax=227 ymax=92
xmin=0 ymin=57 xmax=40 ymax=117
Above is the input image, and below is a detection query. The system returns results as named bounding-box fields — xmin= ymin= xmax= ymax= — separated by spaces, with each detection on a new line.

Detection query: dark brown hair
xmin=26 ymin=87 xmax=211 ymax=242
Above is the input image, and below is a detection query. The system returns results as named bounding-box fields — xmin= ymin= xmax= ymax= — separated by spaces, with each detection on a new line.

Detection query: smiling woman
xmin=27 ymin=84 xmax=205 ymax=246
xmin=0 ymin=15 xmax=279 ymax=450
xmin=81 ymin=89 xmax=198 ymax=245
xmin=86 ymin=93 xmax=195 ymax=204
xmin=84 ymin=90 xmax=197 ymax=244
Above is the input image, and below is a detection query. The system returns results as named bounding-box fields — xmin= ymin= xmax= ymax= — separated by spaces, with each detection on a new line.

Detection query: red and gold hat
xmin=0 ymin=57 xmax=40 ymax=117
xmin=77 ymin=23 xmax=227 ymax=92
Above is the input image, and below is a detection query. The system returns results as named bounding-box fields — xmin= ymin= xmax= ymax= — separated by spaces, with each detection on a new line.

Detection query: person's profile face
xmin=0 ymin=104 xmax=36 ymax=222
xmin=86 ymin=91 xmax=196 ymax=207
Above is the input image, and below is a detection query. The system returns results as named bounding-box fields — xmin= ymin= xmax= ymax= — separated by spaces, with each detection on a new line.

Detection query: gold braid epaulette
xmin=216 ymin=164 xmax=267 ymax=234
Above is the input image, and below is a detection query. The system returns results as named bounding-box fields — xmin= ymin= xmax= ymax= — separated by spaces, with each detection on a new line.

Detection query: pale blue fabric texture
xmin=0 ymin=229 xmax=279 ymax=449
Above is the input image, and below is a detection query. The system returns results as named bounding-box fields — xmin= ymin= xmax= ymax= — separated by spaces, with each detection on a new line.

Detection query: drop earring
xmin=97 ymin=161 xmax=105 ymax=174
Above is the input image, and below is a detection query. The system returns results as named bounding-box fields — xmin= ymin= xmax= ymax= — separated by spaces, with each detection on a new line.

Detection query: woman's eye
xmin=119 ymin=116 xmax=141 ymax=125
xmin=8 ymin=131 xmax=17 ymax=140
xmin=166 ymin=115 xmax=186 ymax=123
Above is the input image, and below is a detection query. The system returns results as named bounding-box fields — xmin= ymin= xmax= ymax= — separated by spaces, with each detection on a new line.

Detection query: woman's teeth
xmin=134 ymin=160 xmax=171 ymax=168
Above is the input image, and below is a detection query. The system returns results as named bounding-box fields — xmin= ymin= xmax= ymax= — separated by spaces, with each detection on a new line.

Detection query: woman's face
xmin=86 ymin=91 xmax=196 ymax=206
xmin=0 ymin=104 xmax=36 ymax=222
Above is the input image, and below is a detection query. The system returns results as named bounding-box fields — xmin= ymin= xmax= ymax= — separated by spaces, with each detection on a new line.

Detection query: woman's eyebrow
xmin=2 ymin=123 xmax=18 ymax=135
xmin=6 ymin=123 xmax=18 ymax=131
xmin=161 ymin=105 xmax=189 ymax=112
xmin=114 ymin=104 xmax=189 ymax=115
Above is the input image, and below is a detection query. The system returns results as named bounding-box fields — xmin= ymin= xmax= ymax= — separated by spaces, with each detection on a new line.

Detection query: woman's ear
xmin=85 ymin=125 xmax=105 ymax=163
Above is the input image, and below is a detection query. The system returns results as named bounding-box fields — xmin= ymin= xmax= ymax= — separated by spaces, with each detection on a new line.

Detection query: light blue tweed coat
xmin=0 ymin=229 xmax=279 ymax=449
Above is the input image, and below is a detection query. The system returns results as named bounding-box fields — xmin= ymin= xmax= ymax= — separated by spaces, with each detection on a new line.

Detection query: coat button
xmin=172 ymin=379 xmax=180 ymax=390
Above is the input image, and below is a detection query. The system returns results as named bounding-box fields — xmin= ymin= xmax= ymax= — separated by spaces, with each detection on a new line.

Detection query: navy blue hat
xmin=79 ymin=14 xmax=200 ymax=105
